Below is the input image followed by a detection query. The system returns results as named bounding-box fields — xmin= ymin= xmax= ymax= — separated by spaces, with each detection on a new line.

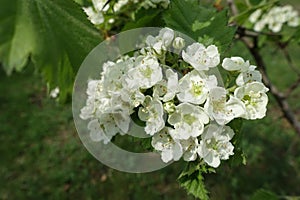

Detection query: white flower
xmin=287 ymin=11 xmax=299 ymax=27
xmin=151 ymin=0 xmax=170 ymax=8
xmin=177 ymin=70 xmax=217 ymax=104
xmin=234 ymin=82 xmax=269 ymax=120
xmin=250 ymin=5 xmax=299 ymax=33
xmin=142 ymin=0 xmax=170 ymax=9
xmin=268 ymin=20 xmax=283 ymax=33
xmin=236 ymin=65 xmax=262 ymax=86
xmin=50 ymin=87 xmax=59 ymax=98
xmin=182 ymin=43 xmax=220 ymax=71
xmin=80 ymin=80 xmax=104 ymax=120
xmin=163 ymin=101 xmax=176 ymax=114
xmin=146 ymin=28 xmax=174 ymax=55
xmin=138 ymin=96 xmax=165 ymax=135
xmin=120 ymin=88 xmax=145 ymax=108
xmin=180 ymin=138 xmax=199 ymax=161
xmin=254 ymin=18 xmax=267 ymax=32
xmin=92 ymin=0 xmax=109 ymax=12
xmin=83 ymin=7 xmax=104 ymax=25
xmin=163 ymin=69 xmax=179 ymax=102
xmin=168 ymin=103 xmax=209 ymax=140
xmin=173 ymin=37 xmax=185 ymax=50
xmin=151 ymin=128 xmax=183 ymax=163
xmin=222 ymin=57 xmax=250 ymax=72
xmin=126 ymin=55 xmax=162 ymax=89
xmin=153 ymin=79 xmax=167 ymax=99
xmin=249 ymin=9 xmax=262 ymax=23
xmin=198 ymin=124 xmax=235 ymax=168
xmin=87 ymin=119 xmax=110 ymax=143
xmin=113 ymin=0 xmax=128 ymax=12
xmin=204 ymin=87 xmax=245 ymax=125
xmin=87 ymin=111 xmax=129 ymax=144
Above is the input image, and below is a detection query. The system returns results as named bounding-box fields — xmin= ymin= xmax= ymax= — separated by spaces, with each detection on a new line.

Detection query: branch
xmin=227 ymin=0 xmax=238 ymax=16
xmin=280 ymin=46 xmax=300 ymax=76
xmin=285 ymin=77 xmax=300 ymax=97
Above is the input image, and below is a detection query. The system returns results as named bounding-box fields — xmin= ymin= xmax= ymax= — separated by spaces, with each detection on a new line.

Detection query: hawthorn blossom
xmin=177 ymin=70 xmax=217 ymax=104
xmin=138 ymin=96 xmax=165 ymax=135
xmin=146 ymin=28 xmax=174 ymax=55
xmin=204 ymin=87 xmax=245 ymax=125
xmin=198 ymin=124 xmax=235 ymax=168
xmin=234 ymin=82 xmax=269 ymax=120
xmin=151 ymin=128 xmax=183 ymax=162
xmin=180 ymin=137 xmax=199 ymax=161
xmin=126 ymin=55 xmax=162 ymax=89
xmin=168 ymin=103 xmax=209 ymax=140
xmin=182 ymin=43 xmax=220 ymax=71
xmin=222 ymin=56 xmax=250 ymax=72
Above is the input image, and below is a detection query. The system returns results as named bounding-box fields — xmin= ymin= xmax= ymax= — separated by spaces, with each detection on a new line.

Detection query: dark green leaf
xmin=228 ymin=118 xmax=247 ymax=166
xmin=122 ymin=8 xmax=163 ymax=31
xmin=164 ymin=0 xmax=236 ymax=52
xmin=0 ymin=0 xmax=102 ymax=101
xmin=250 ymin=189 xmax=279 ymax=200
xmin=164 ymin=0 xmax=213 ymax=40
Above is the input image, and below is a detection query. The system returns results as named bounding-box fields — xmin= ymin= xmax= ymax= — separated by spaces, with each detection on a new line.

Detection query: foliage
xmin=177 ymin=161 xmax=213 ymax=200
xmin=163 ymin=0 xmax=236 ymax=52
xmin=0 ymin=0 xmax=101 ymax=101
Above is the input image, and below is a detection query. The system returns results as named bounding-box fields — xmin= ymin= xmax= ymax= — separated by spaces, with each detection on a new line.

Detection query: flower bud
xmin=172 ymin=37 xmax=185 ymax=49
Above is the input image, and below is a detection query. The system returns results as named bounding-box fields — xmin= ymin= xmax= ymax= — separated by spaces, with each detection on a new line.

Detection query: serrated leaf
xmin=0 ymin=0 xmax=102 ymax=101
xmin=164 ymin=0 xmax=213 ymax=39
xmin=164 ymin=0 xmax=236 ymax=52
xmin=192 ymin=20 xmax=211 ymax=32
xmin=178 ymin=162 xmax=210 ymax=200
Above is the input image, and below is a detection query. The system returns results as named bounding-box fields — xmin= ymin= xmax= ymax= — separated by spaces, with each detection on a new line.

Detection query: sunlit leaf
xmin=0 ymin=0 xmax=102 ymax=101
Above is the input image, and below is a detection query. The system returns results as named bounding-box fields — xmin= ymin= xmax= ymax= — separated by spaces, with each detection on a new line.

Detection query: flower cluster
xmin=83 ymin=0 xmax=170 ymax=25
xmin=249 ymin=5 xmax=299 ymax=32
xmin=80 ymin=28 xmax=269 ymax=168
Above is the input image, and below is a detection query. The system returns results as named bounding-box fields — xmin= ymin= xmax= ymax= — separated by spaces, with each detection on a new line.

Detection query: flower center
xmin=191 ymin=80 xmax=203 ymax=96
xmin=183 ymin=114 xmax=196 ymax=125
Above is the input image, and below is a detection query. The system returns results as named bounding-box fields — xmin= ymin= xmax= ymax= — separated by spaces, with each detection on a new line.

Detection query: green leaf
xmin=164 ymin=0 xmax=212 ymax=39
xmin=178 ymin=161 xmax=210 ymax=200
xmin=164 ymin=0 xmax=236 ymax=52
xmin=192 ymin=20 xmax=211 ymax=32
xmin=294 ymin=30 xmax=300 ymax=44
xmin=250 ymin=189 xmax=279 ymax=200
xmin=228 ymin=118 xmax=247 ymax=166
xmin=0 ymin=0 xmax=102 ymax=101
xmin=122 ymin=8 xmax=163 ymax=31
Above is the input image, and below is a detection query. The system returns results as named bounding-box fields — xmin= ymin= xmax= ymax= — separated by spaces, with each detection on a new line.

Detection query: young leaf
xmin=0 ymin=0 xmax=102 ymax=101
xmin=178 ymin=162 xmax=210 ymax=200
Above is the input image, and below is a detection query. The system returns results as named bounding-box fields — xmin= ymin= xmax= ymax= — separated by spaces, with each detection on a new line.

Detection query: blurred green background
xmin=1 ymin=0 xmax=300 ymax=199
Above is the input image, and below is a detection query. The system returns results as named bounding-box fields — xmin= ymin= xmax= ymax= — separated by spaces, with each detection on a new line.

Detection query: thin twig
xmin=280 ymin=46 xmax=300 ymax=76
xmin=285 ymin=77 xmax=300 ymax=97
xmin=227 ymin=0 xmax=238 ymax=16
xmin=237 ymin=26 xmax=281 ymax=38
